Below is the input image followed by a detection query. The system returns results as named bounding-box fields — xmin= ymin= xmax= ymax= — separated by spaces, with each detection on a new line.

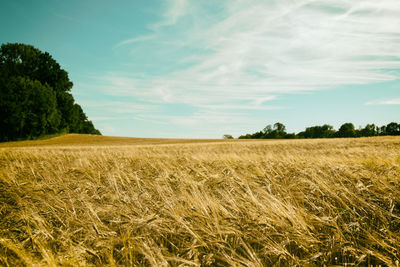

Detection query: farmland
xmin=1 ymin=135 xmax=399 ymax=266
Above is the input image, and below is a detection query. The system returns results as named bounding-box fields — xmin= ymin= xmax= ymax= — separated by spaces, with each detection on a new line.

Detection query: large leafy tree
xmin=0 ymin=43 xmax=100 ymax=141
xmin=0 ymin=76 xmax=60 ymax=141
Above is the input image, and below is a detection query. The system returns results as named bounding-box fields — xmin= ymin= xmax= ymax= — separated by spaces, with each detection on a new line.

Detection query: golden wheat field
xmin=0 ymin=135 xmax=399 ymax=266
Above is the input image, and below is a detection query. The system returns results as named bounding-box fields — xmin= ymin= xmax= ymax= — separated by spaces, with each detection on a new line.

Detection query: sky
xmin=1 ymin=0 xmax=400 ymax=138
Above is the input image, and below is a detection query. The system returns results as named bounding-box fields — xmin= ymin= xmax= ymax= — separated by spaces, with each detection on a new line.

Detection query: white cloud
xmin=88 ymin=117 xmax=117 ymax=122
xmin=150 ymin=0 xmax=188 ymax=29
xmin=365 ymin=98 xmax=400 ymax=105
xmin=102 ymin=0 xmax=400 ymax=137
xmin=79 ymin=100 xmax=159 ymax=117
xmin=114 ymin=0 xmax=188 ymax=49
xmin=196 ymin=104 xmax=283 ymax=111
xmin=108 ymin=0 xmax=400 ymax=109
xmin=114 ymin=35 xmax=156 ymax=48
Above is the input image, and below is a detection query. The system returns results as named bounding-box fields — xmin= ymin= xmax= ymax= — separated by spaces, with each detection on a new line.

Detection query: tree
xmin=239 ymin=121 xmax=400 ymax=140
xmin=385 ymin=122 xmax=400 ymax=135
xmin=360 ymin=124 xmax=377 ymax=137
xmin=0 ymin=43 xmax=73 ymax=93
xmin=268 ymin=122 xmax=287 ymax=138
xmin=262 ymin=122 xmax=287 ymax=139
xmin=378 ymin=125 xmax=387 ymax=136
xmin=223 ymin=134 xmax=234 ymax=139
xmin=336 ymin=123 xmax=356 ymax=138
xmin=284 ymin=133 xmax=296 ymax=139
xmin=274 ymin=122 xmax=286 ymax=135
xmin=251 ymin=131 xmax=264 ymax=139
xmin=263 ymin=125 xmax=273 ymax=135
xmin=0 ymin=43 xmax=100 ymax=141
xmin=297 ymin=131 xmax=306 ymax=138
xmin=0 ymin=77 xmax=60 ymax=141
xmin=238 ymin=134 xmax=252 ymax=139
xmin=239 ymin=122 xmax=400 ymax=139
xmin=301 ymin=124 xmax=335 ymax=138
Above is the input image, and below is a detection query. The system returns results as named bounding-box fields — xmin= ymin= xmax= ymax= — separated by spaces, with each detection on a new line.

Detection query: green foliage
xmin=238 ymin=134 xmax=252 ymax=139
xmin=0 ymin=43 xmax=100 ymax=141
xmin=0 ymin=76 xmax=60 ymax=141
xmin=239 ymin=122 xmax=400 ymax=139
xmin=223 ymin=134 xmax=234 ymax=139
xmin=240 ymin=122 xmax=294 ymax=139
xmin=336 ymin=123 xmax=356 ymax=138
xmin=385 ymin=122 xmax=400 ymax=135
xmin=359 ymin=124 xmax=378 ymax=137
xmin=299 ymin=124 xmax=335 ymax=138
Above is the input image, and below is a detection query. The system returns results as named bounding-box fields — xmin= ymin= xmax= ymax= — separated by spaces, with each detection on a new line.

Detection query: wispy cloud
xmin=115 ymin=0 xmax=189 ymax=48
xmin=150 ymin=0 xmax=188 ymax=29
xmin=103 ymin=0 xmax=400 ymax=136
xmin=80 ymin=100 xmax=157 ymax=111
xmin=88 ymin=116 xmax=119 ymax=122
xmin=365 ymin=98 xmax=400 ymax=105
xmin=109 ymin=0 xmax=400 ymax=108
xmin=196 ymin=104 xmax=284 ymax=111
xmin=79 ymin=100 xmax=159 ymax=123
xmin=114 ymin=35 xmax=156 ymax=48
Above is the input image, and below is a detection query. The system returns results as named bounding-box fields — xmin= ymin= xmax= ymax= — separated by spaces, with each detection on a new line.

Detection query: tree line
xmin=0 ymin=43 xmax=100 ymax=142
xmin=238 ymin=122 xmax=400 ymax=139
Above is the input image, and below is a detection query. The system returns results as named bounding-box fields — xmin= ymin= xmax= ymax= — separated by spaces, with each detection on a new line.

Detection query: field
xmin=0 ymin=135 xmax=399 ymax=266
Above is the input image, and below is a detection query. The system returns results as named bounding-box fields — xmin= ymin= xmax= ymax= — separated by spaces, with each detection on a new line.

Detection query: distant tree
xmin=274 ymin=122 xmax=286 ymax=135
xmin=0 ymin=43 xmax=100 ymax=141
xmin=301 ymin=124 xmax=335 ymax=138
xmin=336 ymin=123 xmax=356 ymax=138
xmin=252 ymin=131 xmax=264 ymax=139
xmin=223 ymin=134 xmax=234 ymax=139
xmin=262 ymin=122 xmax=287 ymax=139
xmin=320 ymin=124 xmax=336 ymax=138
xmin=360 ymin=124 xmax=377 ymax=137
xmin=296 ymin=131 xmax=306 ymax=138
xmin=385 ymin=122 xmax=400 ymax=135
xmin=272 ymin=122 xmax=287 ymax=138
xmin=239 ymin=122 xmax=400 ymax=140
xmin=284 ymin=133 xmax=296 ymax=139
xmin=238 ymin=134 xmax=252 ymax=139
xmin=378 ymin=125 xmax=387 ymax=136
xmin=263 ymin=125 xmax=273 ymax=135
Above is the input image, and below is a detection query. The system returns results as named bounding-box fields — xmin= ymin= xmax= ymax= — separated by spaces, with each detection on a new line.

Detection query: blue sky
xmin=1 ymin=0 xmax=399 ymax=138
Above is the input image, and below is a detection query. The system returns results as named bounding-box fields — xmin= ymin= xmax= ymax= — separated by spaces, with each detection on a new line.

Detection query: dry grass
xmin=0 ymin=134 xmax=228 ymax=148
xmin=0 ymin=134 xmax=399 ymax=266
